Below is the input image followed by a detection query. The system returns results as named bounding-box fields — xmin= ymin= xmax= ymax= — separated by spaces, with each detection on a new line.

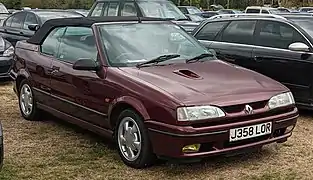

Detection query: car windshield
xmin=187 ymin=7 xmax=202 ymax=14
xmin=137 ymin=1 xmax=188 ymax=20
xmin=98 ymin=23 xmax=213 ymax=67
xmin=0 ymin=4 xmax=9 ymax=14
xmin=38 ymin=12 xmax=83 ymax=23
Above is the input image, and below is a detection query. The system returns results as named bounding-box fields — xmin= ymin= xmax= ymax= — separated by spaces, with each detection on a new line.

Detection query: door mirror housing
xmin=73 ymin=58 xmax=100 ymax=71
xmin=288 ymin=42 xmax=310 ymax=52
xmin=28 ymin=24 xmax=40 ymax=31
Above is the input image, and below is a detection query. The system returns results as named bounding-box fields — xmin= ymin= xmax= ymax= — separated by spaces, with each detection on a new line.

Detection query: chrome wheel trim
xmin=20 ymin=84 xmax=33 ymax=116
xmin=117 ymin=117 xmax=142 ymax=162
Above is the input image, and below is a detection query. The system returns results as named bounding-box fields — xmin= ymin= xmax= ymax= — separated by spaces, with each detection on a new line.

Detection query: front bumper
xmin=146 ymin=107 xmax=298 ymax=159
xmin=0 ymin=56 xmax=13 ymax=78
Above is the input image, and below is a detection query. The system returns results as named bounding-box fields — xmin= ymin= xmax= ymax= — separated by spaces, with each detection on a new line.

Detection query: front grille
xmin=223 ymin=100 xmax=268 ymax=114
xmin=0 ymin=65 xmax=10 ymax=74
xmin=191 ymin=106 xmax=294 ymax=128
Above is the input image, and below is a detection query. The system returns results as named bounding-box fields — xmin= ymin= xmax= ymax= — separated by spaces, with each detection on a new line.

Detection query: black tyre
xmin=18 ymin=80 xmax=41 ymax=121
xmin=115 ymin=109 xmax=156 ymax=168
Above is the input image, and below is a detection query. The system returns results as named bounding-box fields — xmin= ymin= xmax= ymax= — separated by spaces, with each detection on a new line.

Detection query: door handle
xmin=51 ymin=69 xmax=59 ymax=74
xmin=254 ymin=56 xmax=263 ymax=62
xmin=19 ymin=31 xmax=24 ymax=35
xmin=52 ymin=66 xmax=60 ymax=70
xmin=51 ymin=66 xmax=60 ymax=74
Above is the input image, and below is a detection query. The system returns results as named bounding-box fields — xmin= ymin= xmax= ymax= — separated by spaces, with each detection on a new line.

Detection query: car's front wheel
xmin=115 ymin=109 xmax=155 ymax=168
xmin=18 ymin=80 xmax=41 ymax=121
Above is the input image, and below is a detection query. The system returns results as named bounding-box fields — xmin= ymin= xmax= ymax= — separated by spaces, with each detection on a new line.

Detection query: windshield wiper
xmin=186 ymin=53 xmax=214 ymax=63
xmin=136 ymin=54 xmax=180 ymax=68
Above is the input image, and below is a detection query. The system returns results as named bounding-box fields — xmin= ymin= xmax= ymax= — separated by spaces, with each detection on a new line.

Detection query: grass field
xmin=0 ymin=82 xmax=313 ymax=180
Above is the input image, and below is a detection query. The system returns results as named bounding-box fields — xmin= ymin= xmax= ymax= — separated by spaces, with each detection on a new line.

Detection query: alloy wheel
xmin=117 ymin=117 xmax=142 ymax=162
xmin=19 ymin=84 xmax=33 ymax=116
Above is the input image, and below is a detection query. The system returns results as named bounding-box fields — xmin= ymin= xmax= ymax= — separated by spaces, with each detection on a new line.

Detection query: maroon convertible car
xmin=10 ymin=16 xmax=298 ymax=168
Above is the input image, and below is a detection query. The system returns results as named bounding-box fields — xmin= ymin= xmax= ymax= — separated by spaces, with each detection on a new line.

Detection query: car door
xmin=200 ymin=20 xmax=258 ymax=70
xmin=252 ymin=20 xmax=313 ymax=104
xmin=1 ymin=12 xmax=26 ymax=46
xmin=30 ymin=27 xmax=66 ymax=105
xmin=49 ymin=26 xmax=110 ymax=128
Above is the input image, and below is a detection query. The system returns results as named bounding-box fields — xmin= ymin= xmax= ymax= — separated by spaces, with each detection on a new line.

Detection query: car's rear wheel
xmin=115 ymin=109 xmax=155 ymax=168
xmin=18 ymin=80 xmax=41 ymax=121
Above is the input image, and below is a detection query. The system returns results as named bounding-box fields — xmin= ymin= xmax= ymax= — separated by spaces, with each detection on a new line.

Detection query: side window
xmin=57 ymin=27 xmax=98 ymax=64
xmin=121 ymin=2 xmax=137 ymax=16
xmin=41 ymin=27 xmax=66 ymax=56
xmin=4 ymin=16 xmax=13 ymax=27
xmin=220 ymin=20 xmax=256 ymax=45
xmin=261 ymin=10 xmax=269 ymax=14
xmin=108 ymin=2 xmax=119 ymax=16
xmin=195 ymin=21 xmax=228 ymax=41
xmin=11 ymin=13 xmax=25 ymax=28
xmin=91 ymin=3 xmax=104 ymax=16
xmin=256 ymin=21 xmax=307 ymax=49
xmin=23 ymin=13 xmax=38 ymax=30
xmin=246 ymin=9 xmax=260 ymax=13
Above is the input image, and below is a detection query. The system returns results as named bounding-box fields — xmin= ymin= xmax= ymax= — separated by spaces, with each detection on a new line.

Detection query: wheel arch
xmin=108 ymin=96 xmax=150 ymax=130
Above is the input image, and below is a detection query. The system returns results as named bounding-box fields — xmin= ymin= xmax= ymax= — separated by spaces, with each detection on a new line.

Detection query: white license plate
xmin=229 ymin=122 xmax=272 ymax=142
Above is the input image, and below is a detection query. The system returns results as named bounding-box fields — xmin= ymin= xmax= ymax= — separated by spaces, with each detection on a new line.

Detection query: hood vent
xmin=173 ymin=69 xmax=202 ymax=79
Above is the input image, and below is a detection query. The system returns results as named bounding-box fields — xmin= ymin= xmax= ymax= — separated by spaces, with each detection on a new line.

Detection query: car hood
xmin=119 ymin=60 xmax=288 ymax=107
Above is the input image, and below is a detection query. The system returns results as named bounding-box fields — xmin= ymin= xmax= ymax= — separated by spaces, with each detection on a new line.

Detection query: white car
xmin=245 ymin=6 xmax=280 ymax=14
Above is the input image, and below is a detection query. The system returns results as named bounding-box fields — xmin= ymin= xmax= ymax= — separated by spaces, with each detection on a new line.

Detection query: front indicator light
xmin=182 ymin=144 xmax=201 ymax=153
xmin=285 ymin=125 xmax=295 ymax=134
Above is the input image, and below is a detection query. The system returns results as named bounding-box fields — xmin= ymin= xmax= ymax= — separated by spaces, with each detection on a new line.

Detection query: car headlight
xmin=3 ymin=46 xmax=14 ymax=57
xmin=177 ymin=105 xmax=225 ymax=121
xmin=268 ymin=92 xmax=295 ymax=109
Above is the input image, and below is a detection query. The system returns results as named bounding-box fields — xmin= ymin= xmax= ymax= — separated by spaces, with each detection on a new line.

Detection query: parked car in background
xmin=210 ymin=4 xmax=224 ymax=11
xmin=178 ymin=6 xmax=202 ymax=14
xmin=0 ymin=3 xmax=10 ymax=25
xmin=299 ymin=7 xmax=313 ymax=13
xmin=88 ymin=0 xmax=200 ymax=33
xmin=11 ymin=16 xmax=298 ymax=169
xmin=8 ymin=9 xmax=20 ymax=14
xmin=0 ymin=37 xmax=14 ymax=78
xmin=0 ymin=9 xmax=83 ymax=46
xmin=277 ymin=7 xmax=299 ymax=13
xmin=185 ymin=14 xmax=205 ymax=22
xmin=201 ymin=11 xmax=221 ymax=18
xmin=22 ymin=7 xmax=31 ymax=11
xmin=218 ymin=9 xmax=242 ymax=14
xmin=245 ymin=6 xmax=280 ymax=14
xmin=68 ymin=9 xmax=89 ymax=16
xmin=193 ymin=14 xmax=313 ymax=109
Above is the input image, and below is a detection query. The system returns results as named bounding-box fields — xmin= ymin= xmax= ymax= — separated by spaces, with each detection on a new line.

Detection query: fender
xmin=16 ymin=68 xmax=31 ymax=85
xmin=108 ymin=96 xmax=150 ymax=121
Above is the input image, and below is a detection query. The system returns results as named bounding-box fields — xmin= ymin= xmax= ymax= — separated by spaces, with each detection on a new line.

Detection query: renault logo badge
xmin=244 ymin=105 xmax=253 ymax=114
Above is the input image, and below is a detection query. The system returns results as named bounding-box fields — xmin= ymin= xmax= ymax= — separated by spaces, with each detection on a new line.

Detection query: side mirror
xmin=288 ymin=42 xmax=310 ymax=52
xmin=73 ymin=58 xmax=100 ymax=71
xmin=28 ymin=24 xmax=40 ymax=31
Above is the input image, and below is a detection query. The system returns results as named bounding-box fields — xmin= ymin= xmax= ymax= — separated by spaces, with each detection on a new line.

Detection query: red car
xmin=10 ymin=16 xmax=298 ymax=168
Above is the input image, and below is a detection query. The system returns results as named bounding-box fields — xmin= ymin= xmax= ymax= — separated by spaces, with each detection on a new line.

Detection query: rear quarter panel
xmin=15 ymin=41 xmax=52 ymax=104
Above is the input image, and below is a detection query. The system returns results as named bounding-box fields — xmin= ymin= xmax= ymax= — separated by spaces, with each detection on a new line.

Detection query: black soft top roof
xmin=27 ymin=16 xmax=169 ymax=45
